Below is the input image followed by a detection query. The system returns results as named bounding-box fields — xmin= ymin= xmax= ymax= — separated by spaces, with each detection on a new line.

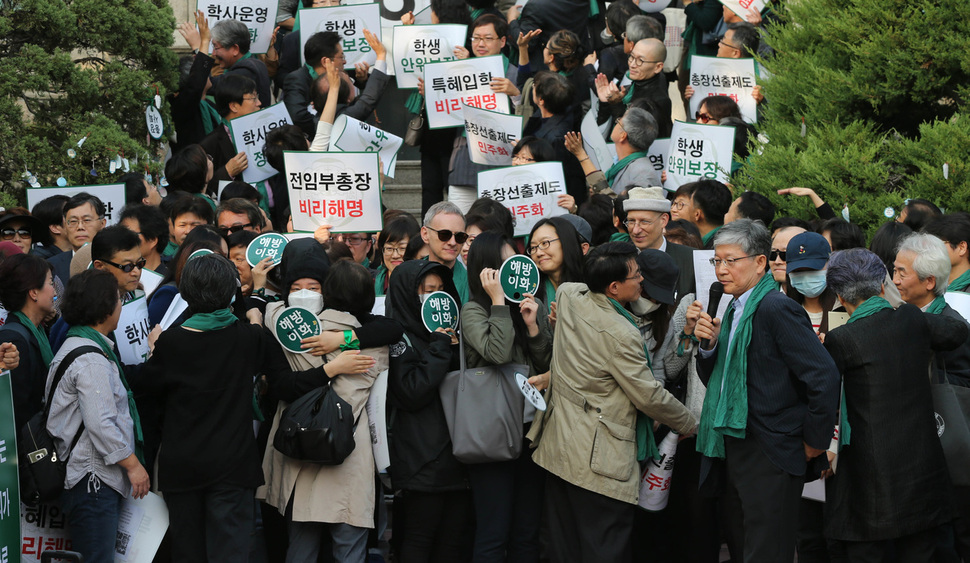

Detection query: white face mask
xmin=640 ymin=299 xmax=661 ymax=314
xmin=288 ymin=289 xmax=324 ymax=314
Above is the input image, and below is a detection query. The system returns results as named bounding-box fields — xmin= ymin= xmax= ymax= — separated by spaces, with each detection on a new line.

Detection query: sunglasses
xmin=769 ymin=250 xmax=787 ymax=261
xmin=219 ymin=223 xmax=252 ymax=236
xmin=426 ymin=226 xmax=468 ymax=244
xmin=695 ymin=111 xmax=714 ymax=124
xmin=102 ymin=258 xmax=147 ymax=273
xmin=0 ymin=228 xmax=31 ymax=239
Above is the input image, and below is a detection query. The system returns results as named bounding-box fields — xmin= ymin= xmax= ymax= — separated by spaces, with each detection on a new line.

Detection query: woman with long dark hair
xmin=527 ymin=217 xmax=586 ymax=313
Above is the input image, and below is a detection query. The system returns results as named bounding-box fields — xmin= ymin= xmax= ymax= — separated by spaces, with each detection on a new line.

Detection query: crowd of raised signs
xmin=1 ymin=0 xmax=969 ymax=561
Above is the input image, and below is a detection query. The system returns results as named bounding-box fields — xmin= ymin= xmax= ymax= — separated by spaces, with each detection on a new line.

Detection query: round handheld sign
xmin=515 ymin=372 xmax=547 ymax=411
xmin=247 ymin=233 xmax=289 ymax=268
xmin=274 ymin=306 xmax=322 ymax=354
xmin=499 ymin=255 xmax=540 ymax=303
xmin=146 ymin=105 xmax=164 ymax=140
xmin=421 ymin=291 xmax=460 ymax=333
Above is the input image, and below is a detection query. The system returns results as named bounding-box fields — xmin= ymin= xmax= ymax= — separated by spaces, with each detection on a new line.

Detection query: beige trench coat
xmin=528 ymin=283 xmax=697 ymax=504
xmin=256 ymin=303 xmax=389 ymax=527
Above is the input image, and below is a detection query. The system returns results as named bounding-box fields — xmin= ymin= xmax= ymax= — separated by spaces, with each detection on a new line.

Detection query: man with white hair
xmin=210 ymin=18 xmax=272 ymax=107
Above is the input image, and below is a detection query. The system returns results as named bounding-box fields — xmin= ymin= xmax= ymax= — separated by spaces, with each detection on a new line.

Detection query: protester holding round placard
xmin=384 ymin=259 xmax=473 ymax=561
xmin=527 ymin=216 xmax=587 ymax=316
xmin=461 ymin=231 xmax=552 ymax=562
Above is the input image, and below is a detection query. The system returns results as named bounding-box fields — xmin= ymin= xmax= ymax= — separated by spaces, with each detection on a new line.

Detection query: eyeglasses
xmin=344 ymin=235 xmax=371 ymax=246
xmin=710 ymin=255 xmax=758 ymax=268
xmin=471 ymin=35 xmax=499 ymax=43
xmin=671 ymin=200 xmax=688 ymax=211
xmin=695 ymin=111 xmax=715 ymax=124
xmin=769 ymin=250 xmax=787 ymax=261
xmin=718 ymin=38 xmax=740 ymax=51
xmin=625 ymin=269 xmax=643 ymax=281
xmin=623 ymin=217 xmax=659 ymax=230
xmin=219 ymin=223 xmax=252 ymax=236
xmin=242 ymin=95 xmax=259 ymax=103
xmin=527 ymin=238 xmax=560 ymax=255
xmin=66 ymin=216 xmax=102 ymax=230
xmin=512 ymin=153 xmax=535 ymax=163
xmin=426 ymin=226 xmax=468 ymax=244
xmin=102 ymin=257 xmax=147 ymax=273
xmin=0 ymin=228 xmax=31 ymax=240
xmin=383 ymin=244 xmax=407 ymax=256
xmin=627 ymin=54 xmax=662 ymax=68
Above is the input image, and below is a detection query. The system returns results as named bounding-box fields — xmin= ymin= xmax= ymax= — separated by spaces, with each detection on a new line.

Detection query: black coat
xmin=0 ymin=316 xmax=46 ymax=430
xmin=199 ymin=126 xmax=236 ymax=196
xmin=170 ymin=52 xmax=216 ymax=152
xmin=823 ymin=305 xmax=967 ymax=540
xmin=213 ymin=56 xmax=272 ymax=108
xmin=665 ymin=240 xmax=696 ymax=304
xmin=935 ymin=304 xmax=970 ymax=387
xmin=597 ymin=72 xmax=672 ymax=138
xmin=523 ymin=112 xmax=587 ymax=205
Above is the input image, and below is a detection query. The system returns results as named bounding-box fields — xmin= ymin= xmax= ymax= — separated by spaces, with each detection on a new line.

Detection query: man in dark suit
xmin=622 ymin=187 xmax=695 ymax=302
xmin=692 ymin=218 xmax=840 ymax=562
xmin=209 ymin=18 xmax=272 ymax=107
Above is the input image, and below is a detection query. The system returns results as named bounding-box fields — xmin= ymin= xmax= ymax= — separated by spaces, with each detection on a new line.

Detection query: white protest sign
xmin=140 ymin=269 xmax=164 ymax=298
xmin=664 ymin=121 xmax=735 ymax=190
xmin=0 ymin=308 xmax=7 ymax=327
xmin=284 ymin=151 xmax=383 ymax=233
xmin=412 ymin=3 xmax=433 ymax=24
xmin=27 ymin=184 xmax=125 ymax=225
xmin=366 ymin=369 xmax=391 ymax=472
xmin=228 ymin=102 xmax=294 ymax=184
xmin=114 ymin=492 xmax=169 ymax=562
xmin=689 ymin=55 xmax=759 ymax=123
xmin=217 ymin=180 xmax=232 ymax=201
xmin=391 ymin=24 xmax=467 ymax=88
xmin=331 ymin=114 xmax=403 ymax=178
xmin=21 ymin=501 xmax=72 ymax=562
xmin=114 ymin=292 xmax=151 ymax=366
xmin=719 ymin=0 xmax=766 ymax=21
xmin=462 ymin=104 xmax=523 ymax=166
xmin=945 ymin=292 xmax=970 ymax=323
xmin=692 ymin=250 xmax=730 ymax=320
xmin=477 ymin=162 xmax=568 ymax=237
xmin=581 ymin=102 xmax=613 ymax=172
xmin=515 ymin=372 xmax=546 ymax=411
xmin=424 ymin=56 xmax=509 ymax=129
xmin=298 ymin=3 xmax=382 ymax=69
xmin=371 ymin=296 xmax=386 ymax=316
xmin=646 ymin=138 xmax=670 ymax=190
xmin=198 ymin=0 xmax=279 ymax=54
xmin=159 ymin=294 xmax=189 ymax=331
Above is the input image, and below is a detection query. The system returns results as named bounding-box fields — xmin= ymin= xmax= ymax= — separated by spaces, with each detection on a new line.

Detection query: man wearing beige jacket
xmin=528 ymin=241 xmax=697 ymax=562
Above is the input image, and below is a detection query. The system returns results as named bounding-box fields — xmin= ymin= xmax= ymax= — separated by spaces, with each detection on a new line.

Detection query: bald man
xmin=597 ymin=38 xmax=672 ymax=137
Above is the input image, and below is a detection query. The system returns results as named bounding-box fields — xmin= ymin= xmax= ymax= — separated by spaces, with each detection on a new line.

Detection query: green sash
xmin=305 ymin=63 xmax=320 ymax=80
xmin=701 ymin=225 xmax=721 ymax=247
xmin=605 ymin=151 xmax=647 ymax=185
xmin=181 ymin=308 xmax=236 ymax=331
xmin=608 ymin=298 xmax=659 ymax=462
xmin=200 ymin=98 xmax=223 ymax=136
xmin=11 ymin=311 xmax=53 ymax=367
xmin=622 ymin=73 xmax=636 ymax=104
xmin=950 ymin=269 xmax=970 ymax=293
xmin=609 ymin=232 xmax=632 ymax=243
xmin=925 ymin=295 xmax=948 ymax=315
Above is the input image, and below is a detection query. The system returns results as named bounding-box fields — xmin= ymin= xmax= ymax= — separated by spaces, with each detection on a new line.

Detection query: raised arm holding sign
xmin=298 ymin=3 xmax=383 ymax=69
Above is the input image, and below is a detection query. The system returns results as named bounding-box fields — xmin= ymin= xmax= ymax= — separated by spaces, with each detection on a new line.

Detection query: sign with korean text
xmin=499 ymin=255 xmax=539 ymax=303
xmin=298 ymin=3 xmax=382 ymax=69
xmin=0 ymin=371 xmax=19 ymax=563
xmin=664 ymin=121 xmax=735 ymax=190
xmin=198 ymin=0 xmax=278 ymax=54
xmin=515 ymin=372 xmax=546 ymax=411
xmin=646 ymin=138 xmax=670 ymax=190
xmin=114 ymin=291 xmax=151 ymax=366
xmin=424 ymin=56 xmax=509 ymax=129
xmin=689 ymin=55 xmax=758 ymax=123
xmin=274 ymin=307 xmax=322 ymax=354
xmin=21 ymin=501 xmax=70 ymax=563
xmin=476 ymin=162 xmax=568 ymax=237
xmin=146 ymin=106 xmax=164 ymax=140
xmin=284 ymin=151 xmax=383 ymax=233
xmin=719 ymin=0 xmax=766 ymax=21
xmin=26 ymin=184 xmax=125 ymax=226
xmin=391 ymin=24 xmax=467 ymax=88
xmin=114 ymin=492 xmax=169 ymax=562
xmin=246 ymin=233 xmax=288 ymax=267
xmin=331 ymin=114 xmax=404 ymax=178
xmin=229 ymin=102 xmax=294 ymax=184
xmin=421 ymin=291 xmax=459 ymax=333
xmin=463 ymin=104 xmax=523 ymax=166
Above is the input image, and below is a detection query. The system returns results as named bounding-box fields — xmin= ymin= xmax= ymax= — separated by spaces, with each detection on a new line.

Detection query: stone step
xmin=382 ymin=160 xmax=422 ymax=218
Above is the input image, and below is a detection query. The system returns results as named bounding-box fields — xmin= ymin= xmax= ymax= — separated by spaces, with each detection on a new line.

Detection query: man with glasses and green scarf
xmin=691 ymin=218 xmax=839 ymax=562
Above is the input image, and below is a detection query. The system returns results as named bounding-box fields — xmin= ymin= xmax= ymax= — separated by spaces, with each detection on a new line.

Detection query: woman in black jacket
xmin=386 ymin=259 xmax=473 ymax=562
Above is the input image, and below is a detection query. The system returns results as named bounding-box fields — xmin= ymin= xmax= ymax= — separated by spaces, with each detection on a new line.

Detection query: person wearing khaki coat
xmin=528 ymin=242 xmax=697 ymax=562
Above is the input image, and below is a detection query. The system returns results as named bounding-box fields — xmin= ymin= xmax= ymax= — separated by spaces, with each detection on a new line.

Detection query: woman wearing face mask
xmin=784 ymin=231 xmax=837 ymax=336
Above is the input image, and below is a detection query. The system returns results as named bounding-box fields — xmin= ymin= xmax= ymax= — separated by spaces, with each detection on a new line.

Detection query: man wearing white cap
xmin=623 ymin=186 xmax=695 ymax=301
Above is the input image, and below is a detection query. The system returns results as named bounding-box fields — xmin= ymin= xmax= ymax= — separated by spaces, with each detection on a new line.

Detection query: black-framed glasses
xmin=219 ymin=223 xmax=252 ymax=236
xmin=344 ymin=235 xmax=371 ymax=246
xmin=0 ymin=228 xmax=31 ymax=239
xmin=710 ymin=255 xmax=758 ymax=268
xmin=527 ymin=238 xmax=560 ymax=255
xmin=102 ymin=258 xmax=147 ymax=273
xmin=383 ymin=244 xmax=407 ymax=256
xmin=718 ymin=38 xmax=740 ymax=51
xmin=769 ymin=250 xmax=787 ymax=261
xmin=627 ymin=54 xmax=662 ymax=67
xmin=426 ymin=226 xmax=468 ymax=244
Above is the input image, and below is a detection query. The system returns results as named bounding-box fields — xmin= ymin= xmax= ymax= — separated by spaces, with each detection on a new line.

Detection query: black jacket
xmin=170 ymin=52 xmax=216 ymax=152
xmin=0 ymin=317 xmax=46 ymax=430
xmin=935 ymin=304 xmax=970 ymax=387
xmin=665 ymin=240 xmax=696 ymax=304
xmin=213 ymin=56 xmax=272 ymax=108
xmin=199 ymin=126 xmax=236 ymax=196
xmin=385 ymin=260 xmax=467 ymax=492
xmin=598 ymin=72 xmax=672 ymax=138
xmin=283 ymin=66 xmax=317 ymax=138
xmin=523 ymin=111 xmax=587 ymax=205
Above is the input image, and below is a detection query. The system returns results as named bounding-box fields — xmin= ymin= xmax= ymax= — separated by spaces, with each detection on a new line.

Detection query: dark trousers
xmin=164 ymin=484 xmax=255 ymax=563
xmin=723 ymin=436 xmax=802 ymax=563
xmin=396 ymin=489 xmax=474 ymax=563
xmin=467 ymin=444 xmax=545 ymax=563
xmin=953 ymin=486 xmax=970 ymax=559
xmin=544 ymin=473 xmax=634 ymax=563
xmin=420 ymin=150 xmax=451 ymax=218
xmin=841 ymin=526 xmax=940 ymax=563
xmin=61 ymin=475 xmax=123 ymax=563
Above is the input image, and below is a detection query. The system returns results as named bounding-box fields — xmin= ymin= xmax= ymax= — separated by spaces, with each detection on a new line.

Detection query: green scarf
xmin=950 ymin=269 xmax=970 ymax=293
xmin=405 ymin=91 xmax=424 ymax=114
xmin=605 ymin=151 xmax=647 ymax=185
xmin=66 ymin=325 xmax=144 ymax=465
xmin=622 ymin=72 xmax=636 ymax=104
xmin=470 ymin=7 xmax=486 ymax=20
xmin=588 ymin=0 xmax=600 ymax=17
xmin=701 ymin=225 xmax=721 ymax=247
xmin=696 ymin=272 xmax=779 ymax=458
xmin=608 ymin=298 xmax=659 ymax=462
xmin=163 ymin=240 xmax=178 ymax=258
xmin=609 ymin=232 xmax=632 ymax=243
xmin=12 ymin=311 xmax=54 ymax=367
xmin=182 ymin=308 xmax=236 ymax=331
xmin=925 ymin=295 xmax=948 ymax=315
xmin=374 ymin=267 xmax=388 ymax=297
xmin=199 ymin=98 xmax=223 ymax=136
xmin=305 ymin=63 xmax=319 ymax=81
xmin=841 ymin=296 xmax=893 ymax=449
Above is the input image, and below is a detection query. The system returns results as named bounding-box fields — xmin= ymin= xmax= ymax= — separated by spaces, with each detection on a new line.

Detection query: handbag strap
xmin=44 ymin=345 xmax=107 ymax=460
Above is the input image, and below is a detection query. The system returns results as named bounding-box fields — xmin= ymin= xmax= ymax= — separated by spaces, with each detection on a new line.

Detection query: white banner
xmin=330 ymin=114 xmax=403 ymax=178
xmin=26 ymin=184 xmax=125 ymax=226
xmin=689 ymin=55 xmax=759 ymax=123
xmin=298 ymin=3 xmax=382 ymax=69
xmin=719 ymin=0 xmax=766 ymax=20
xmin=424 ymin=56 xmax=509 ymax=129
xmin=390 ymin=24 xmax=467 ymax=88
xmin=228 ymin=102 xmax=294 ymax=184
xmin=646 ymin=138 xmax=670 ymax=190
xmin=114 ymin=292 xmax=151 ymax=366
xmin=198 ymin=0 xmax=279 ymax=54
xmin=664 ymin=121 xmax=735 ymax=190
xmin=284 ymin=151 xmax=383 ymax=233
xmin=366 ymin=369 xmax=390 ymax=473
xmin=581 ymin=102 xmax=614 ymax=172
xmin=476 ymin=162 xmax=568 ymax=237
xmin=462 ymin=104 xmax=523 ymax=166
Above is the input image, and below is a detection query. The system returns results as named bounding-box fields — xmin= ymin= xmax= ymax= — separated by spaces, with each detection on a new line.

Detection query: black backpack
xmin=273 ymin=381 xmax=359 ymax=465
xmin=19 ymin=345 xmax=105 ymax=505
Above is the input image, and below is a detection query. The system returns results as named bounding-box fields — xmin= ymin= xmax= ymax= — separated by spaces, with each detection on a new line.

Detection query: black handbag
xmin=19 ymin=345 xmax=104 ymax=505
xmin=404 ymin=113 xmax=424 ymax=147
xmin=273 ymin=381 xmax=360 ymax=465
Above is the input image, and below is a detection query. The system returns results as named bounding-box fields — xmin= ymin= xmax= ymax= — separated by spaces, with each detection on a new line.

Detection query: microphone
xmin=700 ymin=282 xmax=724 ymax=350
